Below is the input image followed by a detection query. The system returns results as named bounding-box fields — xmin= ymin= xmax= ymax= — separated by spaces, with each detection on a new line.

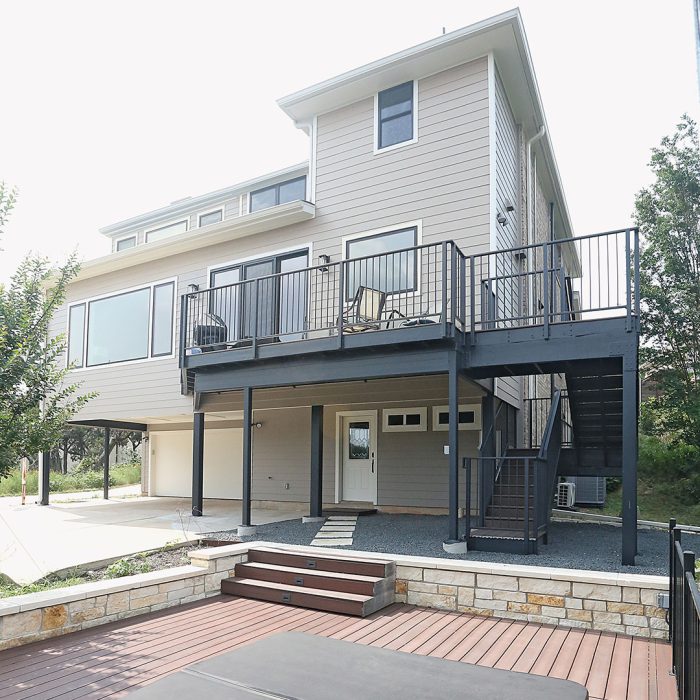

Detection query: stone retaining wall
xmin=0 ymin=544 xmax=248 ymax=651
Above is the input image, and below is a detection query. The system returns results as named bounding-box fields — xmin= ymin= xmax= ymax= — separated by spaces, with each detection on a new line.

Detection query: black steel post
xmin=39 ymin=451 xmax=50 ymax=505
xmin=310 ymin=405 xmax=324 ymax=519
xmin=242 ymin=387 xmax=253 ymax=527
xmin=669 ymin=519 xmax=677 ymax=647
xmin=621 ymin=359 xmax=638 ymax=565
xmin=447 ymin=353 xmax=459 ymax=542
xmin=682 ymin=549 xmax=695 ymax=699
xmin=192 ymin=412 xmax=205 ymax=516
xmin=103 ymin=427 xmax=110 ymax=500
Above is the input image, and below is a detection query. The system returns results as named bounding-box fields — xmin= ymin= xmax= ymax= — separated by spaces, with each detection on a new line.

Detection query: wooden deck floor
xmin=0 ymin=596 xmax=677 ymax=699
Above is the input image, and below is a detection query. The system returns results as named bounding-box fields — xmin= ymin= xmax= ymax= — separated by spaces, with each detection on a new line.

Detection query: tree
xmin=0 ymin=185 xmax=95 ymax=478
xmin=635 ymin=115 xmax=700 ymax=443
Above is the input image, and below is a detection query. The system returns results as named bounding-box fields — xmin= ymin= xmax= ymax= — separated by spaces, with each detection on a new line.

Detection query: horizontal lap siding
xmin=52 ymin=57 xmax=491 ymax=425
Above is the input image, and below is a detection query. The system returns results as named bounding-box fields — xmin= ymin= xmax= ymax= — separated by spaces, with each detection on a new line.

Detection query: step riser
xmin=248 ymin=549 xmax=394 ymax=578
xmin=234 ymin=563 xmax=391 ymax=597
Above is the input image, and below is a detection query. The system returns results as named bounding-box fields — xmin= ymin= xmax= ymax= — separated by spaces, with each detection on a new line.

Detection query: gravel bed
xmin=208 ymin=514 xmax=700 ymax=576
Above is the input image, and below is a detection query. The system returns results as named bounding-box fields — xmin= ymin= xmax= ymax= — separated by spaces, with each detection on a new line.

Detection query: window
xmin=432 ymin=404 xmax=481 ymax=431
xmin=377 ymin=81 xmax=415 ymax=150
xmin=115 ymin=236 xmax=136 ymax=252
xmin=345 ymin=226 xmax=418 ymax=298
xmin=199 ymin=209 xmax=223 ymax=227
xmin=250 ymin=177 xmax=306 ymax=213
xmin=210 ymin=249 xmax=308 ymax=342
xmin=67 ymin=303 xmax=85 ymax=368
xmin=68 ymin=280 xmax=176 ymax=368
xmin=145 ymin=219 xmax=188 ymax=243
xmin=382 ymin=407 xmax=427 ymax=432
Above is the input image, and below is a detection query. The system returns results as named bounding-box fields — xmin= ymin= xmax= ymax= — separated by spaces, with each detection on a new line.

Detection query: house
xmin=45 ymin=10 xmax=640 ymax=563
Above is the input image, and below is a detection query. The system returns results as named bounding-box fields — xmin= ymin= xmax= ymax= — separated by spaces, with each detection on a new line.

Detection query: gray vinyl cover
xmin=128 ymin=631 xmax=588 ymax=699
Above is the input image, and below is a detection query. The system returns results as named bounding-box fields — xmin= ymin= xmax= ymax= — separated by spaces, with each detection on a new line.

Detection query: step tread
xmin=225 ymin=577 xmax=373 ymax=602
xmin=471 ymin=528 xmax=537 ymax=539
xmin=252 ymin=546 xmax=393 ymax=567
xmin=238 ymin=561 xmax=382 ymax=584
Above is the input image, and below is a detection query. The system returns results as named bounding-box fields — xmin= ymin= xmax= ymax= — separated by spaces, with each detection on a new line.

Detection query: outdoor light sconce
xmin=318 ymin=254 xmax=330 ymax=272
xmin=496 ymin=212 xmax=507 ymax=226
xmin=504 ymin=199 xmax=515 ymax=212
xmin=187 ymin=283 xmax=200 ymax=297
xmin=252 ymin=421 xmax=263 ymax=429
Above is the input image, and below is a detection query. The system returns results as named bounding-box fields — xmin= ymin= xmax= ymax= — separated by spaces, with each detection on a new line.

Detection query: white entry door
xmin=340 ymin=413 xmax=377 ymax=503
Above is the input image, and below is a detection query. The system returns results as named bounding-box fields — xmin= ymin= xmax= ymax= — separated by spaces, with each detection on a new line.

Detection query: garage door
xmin=150 ymin=428 xmax=243 ymax=499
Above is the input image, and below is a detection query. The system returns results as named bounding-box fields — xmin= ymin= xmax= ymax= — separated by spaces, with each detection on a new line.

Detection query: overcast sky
xmin=0 ymin=0 xmax=697 ymax=282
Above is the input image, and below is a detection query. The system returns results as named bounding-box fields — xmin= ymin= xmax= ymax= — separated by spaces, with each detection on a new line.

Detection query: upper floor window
xmin=199 ymin=209 xmax=223 ymax=227
xmin=345 ymin=226 xmax=418 ymax=298
xmin=67 ymin=280 xmax=176 ymax=368
xmin=115 ymin=236 xmax=136 ymax=252
xmin=250 ymin=177 xmax=306 ymax=213
xmin=376 ymin=81 xmax=416 ymax=151
xmin=145 ymin=219 xmax=188 ymax=243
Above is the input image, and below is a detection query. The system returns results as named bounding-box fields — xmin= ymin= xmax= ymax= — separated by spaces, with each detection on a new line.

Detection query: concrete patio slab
xmin=0 ymin=495 xmax=304 ymax=584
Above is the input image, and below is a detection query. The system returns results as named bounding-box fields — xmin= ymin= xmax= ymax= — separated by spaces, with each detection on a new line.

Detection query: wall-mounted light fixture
xmin=252 ymin=421 xmax=263 ymax=429
xmin=318 ymin=254 xmax=330 ymax=272
xmin=504 ymin=199 xmax=515 ymax=212
xmin=496 ymin=212 xmax=507 ymax=226
xmin=187 ymin=283 xmax=200 ymax=297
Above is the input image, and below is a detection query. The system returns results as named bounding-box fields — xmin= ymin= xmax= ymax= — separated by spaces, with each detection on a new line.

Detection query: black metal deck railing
xmin=179 ymin=227 xmax=639 ymax=362
xmin=670 ymin=520 xmax=700 ymax=700
xmin=526 ymin=393 xmax=573 ymax=449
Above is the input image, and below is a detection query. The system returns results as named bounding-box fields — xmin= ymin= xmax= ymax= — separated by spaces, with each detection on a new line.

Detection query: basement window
xmin=382 ymin=407 xmax=427 ymax=432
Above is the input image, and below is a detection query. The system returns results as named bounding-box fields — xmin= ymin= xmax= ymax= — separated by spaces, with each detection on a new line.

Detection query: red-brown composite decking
xmin=0 ymin=596 xmax=677 ymax=700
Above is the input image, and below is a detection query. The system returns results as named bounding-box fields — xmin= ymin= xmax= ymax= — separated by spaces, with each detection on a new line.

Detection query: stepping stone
xmin=311 ymin=538 xmax=353 ymax=546
xmin=314 ymin=531 xmax=353 ymax=538
xmin=327 ymin=516 xmax=358 ymax=521
xmin=319 ymin=526 xmax=355 ymax=532
xmin=322 ymin=520 xmax=356 ymax=526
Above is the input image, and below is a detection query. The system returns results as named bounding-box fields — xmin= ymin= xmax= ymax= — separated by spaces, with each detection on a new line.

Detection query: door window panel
xmin=348 ymin=421 xmax=370 ymax=459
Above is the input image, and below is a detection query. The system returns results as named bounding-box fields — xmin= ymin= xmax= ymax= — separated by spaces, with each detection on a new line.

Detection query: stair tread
xmin=225 ymin=577 xmax=373 ymax=602
xmin=471 ymin=528 xmax=536 ymax=539
xmin=238 ymin=561 xmax=382 ymax=584
xmin=252 ymin=546 xmax=392 ymax=567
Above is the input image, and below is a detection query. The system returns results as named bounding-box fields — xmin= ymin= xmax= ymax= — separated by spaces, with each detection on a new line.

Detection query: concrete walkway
xmin=0 ymin=495 xmax=304 ymax=584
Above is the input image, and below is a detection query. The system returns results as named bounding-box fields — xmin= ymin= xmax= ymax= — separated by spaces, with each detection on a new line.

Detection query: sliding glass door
xmin=210 ymin=249 xmax=308 ymax=343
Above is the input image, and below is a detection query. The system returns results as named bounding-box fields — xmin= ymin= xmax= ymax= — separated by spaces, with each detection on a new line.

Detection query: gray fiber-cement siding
xmin=52 ymin=57 xmax=492 ymax=423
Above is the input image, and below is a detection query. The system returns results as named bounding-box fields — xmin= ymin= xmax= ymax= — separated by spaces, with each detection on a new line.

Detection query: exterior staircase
xmin=221 ymin=546 xmax=396 ymax=617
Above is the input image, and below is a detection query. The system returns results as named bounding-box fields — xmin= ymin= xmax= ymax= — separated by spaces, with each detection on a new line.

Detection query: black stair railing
xmin=669 ymin=519 xmax=700 ymax=700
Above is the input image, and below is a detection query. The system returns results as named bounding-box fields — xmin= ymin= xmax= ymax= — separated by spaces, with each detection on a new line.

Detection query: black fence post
xmin=682 ymin=550 xmax=695 ymax=699
xmin=103 ymin=427 xmax=110 ymax=500
xmin=670 ymin=518 xmax=677 ymax=643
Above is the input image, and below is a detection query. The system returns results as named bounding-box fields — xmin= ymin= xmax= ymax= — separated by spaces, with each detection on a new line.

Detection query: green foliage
xmin=0 ymin=463 xmax=141 ymax=496
xmin=105 ymin=557 xmax=152 ymax=579
xmin=0 ymin=188 xmax=96 ymax=478
xmin=638 ymin=433 xmax=700 ymax=504
xmin=635 ymin=115 xmax=700 ymax=444
xmin=0 ymin=576 xmax=87 ymax=599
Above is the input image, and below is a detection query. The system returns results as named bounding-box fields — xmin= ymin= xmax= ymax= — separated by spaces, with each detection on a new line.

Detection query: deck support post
xmin=192 ymin=412 xmax=205 ymax=516
xmin=446 ymin=353 xmax=461 ymax=545
xmin=308 ymin=405 xmax=324 ymax=520
xmin=38 ymin=451 xmax=50 ymax=505
xmin=621 ymin=357 xmax=638 ymax=565
xmin=103 ymin=427 xmax=110 ymax=500
xmin=240 ymin=387 xmax=255 ymax=533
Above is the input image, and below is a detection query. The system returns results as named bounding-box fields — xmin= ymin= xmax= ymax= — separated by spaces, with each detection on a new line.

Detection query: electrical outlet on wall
xmin=443 ymin=445 xmax=449 ymax=455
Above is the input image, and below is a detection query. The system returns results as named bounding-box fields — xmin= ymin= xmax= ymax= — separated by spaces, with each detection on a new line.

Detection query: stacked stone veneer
xmin=0 ymin=542 xmax=669 ymax=650
xmin=394 ymin=562 xmax=668 ymax=639
xmin=0 ymin=544 xmax=248 ymax=651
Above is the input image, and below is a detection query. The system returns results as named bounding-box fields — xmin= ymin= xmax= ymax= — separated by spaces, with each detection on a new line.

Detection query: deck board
xmin=0 ymin=596 xmax=677 ymax=699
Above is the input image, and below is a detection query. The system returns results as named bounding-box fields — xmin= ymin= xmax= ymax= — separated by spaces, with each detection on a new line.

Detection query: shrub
xmin=638 ymin=434 xmax=700 ymax=504
xmin=105 ymin=557 xmax=152 ymax=578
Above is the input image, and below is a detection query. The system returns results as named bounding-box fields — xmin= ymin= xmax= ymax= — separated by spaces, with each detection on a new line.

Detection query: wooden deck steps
xmin=221 ymin=547 xmax=395 ymax=617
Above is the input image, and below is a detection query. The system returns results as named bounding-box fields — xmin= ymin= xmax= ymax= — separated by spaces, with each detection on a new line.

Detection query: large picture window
xmin=377 ymin=81 xmax=415 ymax=150
xmin=345 ymin=226 xmax=418 ymax=299
xmin=68 ymin=280 xmax=176 ymax=368
xmin=250 ymin=177 xmax=306 ymax=213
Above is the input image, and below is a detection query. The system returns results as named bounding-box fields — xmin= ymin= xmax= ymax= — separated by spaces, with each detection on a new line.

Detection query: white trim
xmin=207 ymin=242 xmax=315 ymax=287
xmin=373 ymin=80 xmax=419 ymax=155
xmin=197 ymin=207 xmax=224 ymax=228
xmin=334 ymin=410 xmax=378 ymax=505
xmin=432 ymin=403 xmax=482 ymax=431
xmin=114 ymin=234 xmax=137 ymax=252
xmin=66 ymin=276 xmax=178 ymax=372
xmin=145 ymin=218 xmax=189 ymax=244
xmin=487 ymin=52 xmax=498 ymax=399
xmin=381 ymin=407 xmax=427 ymax=433
xmin=309 ymin=116 xmax=318 ymax=203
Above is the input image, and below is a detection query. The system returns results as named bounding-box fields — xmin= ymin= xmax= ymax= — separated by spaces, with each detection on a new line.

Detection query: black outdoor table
xmin=128 ymin=631 xmax=588 ymax=699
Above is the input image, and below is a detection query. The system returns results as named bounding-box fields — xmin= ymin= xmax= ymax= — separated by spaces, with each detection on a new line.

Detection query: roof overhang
xmin=279 ymin=8 xmax=573 ymax=238
xmin=69 ymin=200 xmax=315 ymax=284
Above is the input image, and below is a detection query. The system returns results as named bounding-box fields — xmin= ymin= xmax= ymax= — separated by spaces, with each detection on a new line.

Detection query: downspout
xmin=525 ymin=126 xmax=545 ymax=405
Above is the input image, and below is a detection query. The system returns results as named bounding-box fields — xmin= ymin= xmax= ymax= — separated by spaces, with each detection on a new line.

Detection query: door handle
xmin=371 ymin=452 xmax=375 ymax=473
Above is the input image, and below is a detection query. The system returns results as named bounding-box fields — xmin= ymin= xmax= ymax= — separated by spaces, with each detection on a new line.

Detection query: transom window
xmin=115 ymin=236 xmax=136 ymax=252
xmin=199 ymin=209 xmax=223 ymax=227
xmin=382 ymin=408 xmax=427 ymax=432
xmin=145 ymin=219 xmax=188 ymax=243
xmin=345 ymin=226 xmax=418 ymax=299
xmin=432 ymin=404 xmax=481 ymax=431
xmin=377 ymin=81 xmax=415 ymax=150
xmin=67 ymin=280 xmax=176 ymax=368
xmin=250 ymin=177 xmax=306 ymax=213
